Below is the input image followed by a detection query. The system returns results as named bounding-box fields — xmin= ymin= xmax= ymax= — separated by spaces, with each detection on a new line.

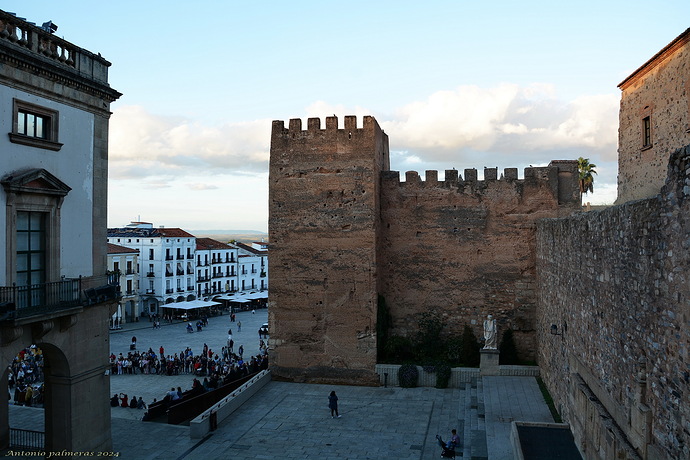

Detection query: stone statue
xmin=483 ymin=315 xmax=497 ymax=349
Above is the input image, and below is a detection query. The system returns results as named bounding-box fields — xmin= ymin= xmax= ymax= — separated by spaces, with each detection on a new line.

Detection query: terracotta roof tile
xmin=107 ymin=243 xmax=139 ymax=254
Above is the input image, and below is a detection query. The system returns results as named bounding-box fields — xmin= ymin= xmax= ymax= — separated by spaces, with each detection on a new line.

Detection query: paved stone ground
xmin=107 ymin=307 xmax=269 ymax=413
xmin=6 ymin=308 xmax=557 ymax=459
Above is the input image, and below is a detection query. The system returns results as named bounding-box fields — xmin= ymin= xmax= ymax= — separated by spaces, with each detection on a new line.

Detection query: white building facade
xmin=234 ymin=242 xmax=268 ymax=292
xmin=196 ymin=238 xmax=238 ymax=298
xmin=0 ymin=9 xmax=121 ymax=451
xmin=107 ymin=222 xmax=196 ymax=318
xmin=106 ymin=243 xmax=139 ymax=325
xmin=107 ymin=223 xmax=268 ymax=317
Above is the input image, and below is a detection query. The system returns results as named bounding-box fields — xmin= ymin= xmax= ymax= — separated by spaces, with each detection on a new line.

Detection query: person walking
xmin=328 ymin=391 xmax=341 ymax=418
xmin=237 ymin=321 xmax=241 ymax=332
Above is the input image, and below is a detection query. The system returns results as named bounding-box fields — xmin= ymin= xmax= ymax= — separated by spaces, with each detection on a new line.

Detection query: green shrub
xmin=376 ymin=295 xmax=392 ymax=361
xmin=445 ymin=336 xmax=463 ymax=366
xmin=415 ymin=310 xmax=445 ymax=363
xmin=398 ymin=364 xmax=419 ymax=388
xmin=435 ymin=363 xmax=452 ymax=389
xmin=461 ymin=325 xmax=480 ymax=367
xmin=384 ymin=335 xmax=415 ymax=363
xmin=499 ymin=328 xmax=519 ymax=365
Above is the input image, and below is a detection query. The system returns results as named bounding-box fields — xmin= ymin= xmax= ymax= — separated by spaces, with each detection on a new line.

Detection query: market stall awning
xmin=215 ymin=295 xmax=251 ymax=303
xmin=160 ymin=299 xmax=220 ymax=310
xmin=245 ymin=291 xmax=268 ymax=300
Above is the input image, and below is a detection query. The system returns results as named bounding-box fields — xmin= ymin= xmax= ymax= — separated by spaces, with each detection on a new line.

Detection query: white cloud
xmin=107 ymin=86 xmax=621 ymax=229
xmin=187 ymin=183 xmax=219 ymax=191
xmin=380 ymin=84 xmax=618 ymax=164
xmin=109 ymin=106 xmax=271 ymax=180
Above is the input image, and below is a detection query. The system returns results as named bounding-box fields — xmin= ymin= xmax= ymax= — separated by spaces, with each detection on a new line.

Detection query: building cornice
xmin=618 ymin=28 xmax=690 ymax=91
xmin=0 ymin=11 xmax=121 ymax=110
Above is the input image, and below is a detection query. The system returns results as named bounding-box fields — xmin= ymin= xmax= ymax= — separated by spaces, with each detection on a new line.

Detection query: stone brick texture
xmin=617 ymin=31 xmax=690 ymax=203
xmin=379 ymin=163 xmax=580 ymax=361
xmin=537 ymin=144 xmax=690 ymax=460
xmin=268 ymin=116 xmax=387 ymax=385
xmin=269 ymin=115 xmax=580 ymax=384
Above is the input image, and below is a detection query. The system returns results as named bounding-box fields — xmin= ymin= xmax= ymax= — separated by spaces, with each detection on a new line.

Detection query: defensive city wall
xmin=268 ymin=115 xmax=580 ymax=384
xmin=537 ymin=144 xmax=690 ymax=459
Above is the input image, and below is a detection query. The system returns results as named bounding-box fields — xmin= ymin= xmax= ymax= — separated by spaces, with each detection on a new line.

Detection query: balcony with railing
xmin=165 ymin=271 xmax=173 ymax=277
xmin=0 ymin=274 xmax=120 ymax=322
xmin=166 ymin=288 xmax=174 ymax=294
xmin=176 ymin=269 xmax=184 ymax=276
xmin=165 ymin=255 xmax=174 ymax=261
xmin=147 ymin=271 xmax=155 ymax=277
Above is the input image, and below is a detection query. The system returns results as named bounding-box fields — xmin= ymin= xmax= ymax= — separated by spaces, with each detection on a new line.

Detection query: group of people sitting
xmin=110 ymin=393 xmax=147 ymax=410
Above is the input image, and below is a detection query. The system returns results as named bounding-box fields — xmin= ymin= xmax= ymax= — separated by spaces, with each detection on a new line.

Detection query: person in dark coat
xmin=328 ymin=391 xmax=341 ymax=418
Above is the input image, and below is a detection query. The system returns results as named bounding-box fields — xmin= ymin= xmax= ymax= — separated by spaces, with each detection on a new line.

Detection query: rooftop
xmin=107 ymin=243 xmax=139 ymax=255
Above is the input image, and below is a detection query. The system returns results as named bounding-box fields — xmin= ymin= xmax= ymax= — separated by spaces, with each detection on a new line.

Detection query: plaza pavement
xmin=7 ymin=308 xmax=556 ymax=459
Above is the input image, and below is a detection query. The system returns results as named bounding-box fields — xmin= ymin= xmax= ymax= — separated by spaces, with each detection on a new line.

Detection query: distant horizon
xmin=191 ymin=229 xmax=267 ymax=234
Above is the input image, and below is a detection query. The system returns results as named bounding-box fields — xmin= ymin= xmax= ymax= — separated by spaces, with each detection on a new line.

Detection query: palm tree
xmin=577 ymin=157 xmax=597 ymax=195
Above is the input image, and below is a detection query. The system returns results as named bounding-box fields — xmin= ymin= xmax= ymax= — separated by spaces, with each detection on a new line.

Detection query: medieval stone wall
xmin=268 ymin=115 xmax=581 ymax=383
xmin=379 ymin=162 xmax=580 ymax=360
xmin=268 ymin=116 xmax=387 ymax=384
xmin=617 ymin=30 xmax=690 ymax=204
xmin=537 ymin=144 xmax=690 ymax=459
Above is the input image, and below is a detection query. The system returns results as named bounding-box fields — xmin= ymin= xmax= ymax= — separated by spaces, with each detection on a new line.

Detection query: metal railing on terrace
xmin=0 ymin=274 xmax=119 ymax=321
xmin=9 ymin=428 xmax=44 ymax=450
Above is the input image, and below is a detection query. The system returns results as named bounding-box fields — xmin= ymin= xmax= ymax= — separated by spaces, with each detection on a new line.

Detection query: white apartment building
xmin=106 ymin=243 xmax=139 ymax=325
xmin=107 ymin=222 xmax=196 ymax=318
xmin=233 ymin=242 xmax=268 ymax=292
xmin=196 ymin=238 xmax=238 ymax=298
xmin=107 ymin=223 xmax=268 ymax=317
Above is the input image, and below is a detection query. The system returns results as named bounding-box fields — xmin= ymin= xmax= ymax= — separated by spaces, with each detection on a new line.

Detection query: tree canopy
xmin=577 ymin=157 xmax=597 ymax=195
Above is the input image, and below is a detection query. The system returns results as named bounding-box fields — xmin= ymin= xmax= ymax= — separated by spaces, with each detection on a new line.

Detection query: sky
xmin=4 ymin=1 xmax=690 ymax=232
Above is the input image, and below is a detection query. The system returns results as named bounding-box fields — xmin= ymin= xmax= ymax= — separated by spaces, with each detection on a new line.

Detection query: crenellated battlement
xmin=270 ymin=114 xmax=390 ymax=172
xmin=381 ymin=160 xmax=580 ymax=207
xmin=272 ymin=115 xmax=380 ymax=139
xmin=383 ymin=161 xmax=576 ymax=191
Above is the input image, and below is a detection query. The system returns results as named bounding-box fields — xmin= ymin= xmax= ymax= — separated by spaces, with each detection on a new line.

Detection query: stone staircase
xmin=424 ymin=378 xmax=489 ymax=459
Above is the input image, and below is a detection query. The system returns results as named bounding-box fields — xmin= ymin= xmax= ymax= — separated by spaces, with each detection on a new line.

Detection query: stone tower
xmin=268 ymin=116 xmax=388 ymax=384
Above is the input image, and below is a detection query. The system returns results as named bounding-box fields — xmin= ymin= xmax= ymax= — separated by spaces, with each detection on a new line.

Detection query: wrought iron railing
xmin=0 ymin=274 xmax=119 ymax=320
xmin=9 ymin=428 xmax=44 ymax=450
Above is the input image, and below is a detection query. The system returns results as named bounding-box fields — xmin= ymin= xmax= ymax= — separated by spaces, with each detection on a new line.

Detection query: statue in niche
xmin=483 ymin=314 xmax=497 ymax=349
